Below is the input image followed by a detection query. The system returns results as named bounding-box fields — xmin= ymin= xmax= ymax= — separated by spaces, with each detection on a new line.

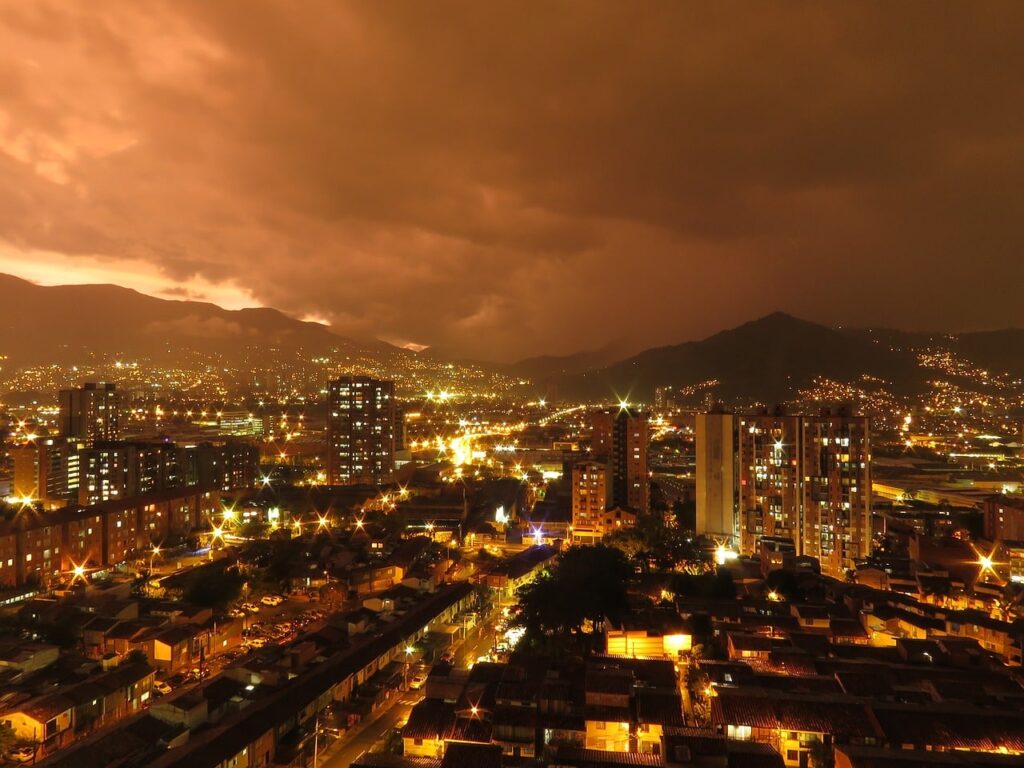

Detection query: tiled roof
xmin=712 ymin=689 xmax=879 ymax=738
xmin=635 ymin=689 xmax=684 ymax=727
xmin=441 ymin=741 xmax=501 ymax=768
xmin=871 ymin=702 xmax=1024 ymax=752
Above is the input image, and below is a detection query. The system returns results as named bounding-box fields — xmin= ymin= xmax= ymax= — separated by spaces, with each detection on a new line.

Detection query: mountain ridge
xmin=0 ymin=272 xmax=396 ymax=365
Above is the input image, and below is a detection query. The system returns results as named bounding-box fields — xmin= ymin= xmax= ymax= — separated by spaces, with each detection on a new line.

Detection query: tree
xmin=185 ymin=570 xmax=244 ymax=607
xmin=807 ymin=738 xmax=834 ymax=768
xmin=605 ymin=513 xmax=705 ymax=572
xmin=670 ymin=568 xmax=736 ymax=600
xmin=127 ymin=649 xmax=149 ymax=664
xmin=266 ymin=540 xmax=306 ymax=588
xmin=604 ymin=528 xmax=646 ymax=561
xmin=765 ymin=569 xmax=800 ymax=601
xmin=514 ymin=545 xmax=631 ymax=654
xmin=238 ymin=519 xmax=269 ymax=539
xmin=38 ymin=621 xmax=77 ymax=648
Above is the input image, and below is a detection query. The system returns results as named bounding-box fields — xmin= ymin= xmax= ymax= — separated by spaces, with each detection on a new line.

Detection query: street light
xmin=404 ymin=645 xmax=413 ymax=689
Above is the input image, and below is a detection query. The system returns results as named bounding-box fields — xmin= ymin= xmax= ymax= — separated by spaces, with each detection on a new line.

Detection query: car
xmin=240 ymin=602 xmax=260 ymax=614
xmin=409 ymin=671 xmax=427 ymax=690
xmin=153 ymin=680 xmax=173 ymax=696
xmin=7 ymin=746 xmax=35 ymax=763
xmin=261 ymin=594 xmax=284 ymax=607
xmin=227 ymin=608 xmax=247 ymax=619
xmin=438 ymin=651 xmax=454 ymax=664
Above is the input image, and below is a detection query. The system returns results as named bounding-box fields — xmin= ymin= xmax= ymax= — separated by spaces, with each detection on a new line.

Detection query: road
xmin=455 ymin=617 xmax=498 ymax=667
xmin=318 ymin=607 xmax=499 ymax=766
xmin=321 ymin=694 xmax=420 ymax=767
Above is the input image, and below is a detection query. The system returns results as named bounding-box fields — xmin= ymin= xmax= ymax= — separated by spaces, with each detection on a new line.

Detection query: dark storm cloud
xmin=1 ymin=1 xmax=1023 ymax=360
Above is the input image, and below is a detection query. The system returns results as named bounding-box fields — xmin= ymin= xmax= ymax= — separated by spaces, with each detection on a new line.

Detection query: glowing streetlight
xmin=317 ymin=514 xmax=330 ymax=531
xmin=714 ymin=543 xmax=738 ymax=566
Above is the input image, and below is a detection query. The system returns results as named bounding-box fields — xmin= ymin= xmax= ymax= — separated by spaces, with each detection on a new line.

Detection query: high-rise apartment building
xmin=59 ymin=382 xmax=121 ymax=444
xmin=193 ymin=440 xmax=260 ymax=491
xmin=590 ymin=406 xmax=649 ymax=513
xmin=79 ymin=441 xmax=181 ymax=505
xmin=737 ymin=411 xmax=802 ymax=556
xmin=695 ymin=407 xmax=872 ymax=576
xmin=571 ymin=460 xmax=609 ymax=544
xmin=326 ymin=376 xmax=396 ymax=485
xmin=800 ymin=413 xmax=872 ymax=576
xmin=570 ymin=460 xmax=635 ymax=544
xmin=10 ymin=437 xmax=83 ymax=504
xmin=695 ymin=411 xmax=737 ymax=543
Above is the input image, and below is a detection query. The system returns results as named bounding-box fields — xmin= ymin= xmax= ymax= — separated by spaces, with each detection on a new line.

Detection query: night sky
xmin=1 ymin=2 xmax=1022 ymax=361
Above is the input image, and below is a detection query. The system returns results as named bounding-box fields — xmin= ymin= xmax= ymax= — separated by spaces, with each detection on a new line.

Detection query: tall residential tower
xmin=590 ymin=406 xmax=649 ymax=513
xmin=59 ymin=382 xmax=121 ymax=444
xmin=326 ymin=376 xmax=396 ymax=485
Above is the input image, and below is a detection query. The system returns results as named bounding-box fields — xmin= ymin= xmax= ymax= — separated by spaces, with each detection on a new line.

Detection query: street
xmin=318 ymin=606 xmax=500 ymax=766
xmin=321 ymin=693 xmax=420 ymax=768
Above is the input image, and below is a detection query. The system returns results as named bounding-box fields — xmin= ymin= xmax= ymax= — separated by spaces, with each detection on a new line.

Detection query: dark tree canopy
xmin=514 ymin=545 xmax=631 ymax=654
xmin=185 ymin=569 xmax=244 ymax=607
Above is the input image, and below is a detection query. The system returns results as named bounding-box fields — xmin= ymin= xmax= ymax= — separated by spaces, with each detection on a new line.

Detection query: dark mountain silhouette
xmin=552 ymin=312 xmax=927 ymax=403
xmin=0 ymin=273 xmax=394 ymax=365
xmin=511 ymin=339 xmax=636 ymax=379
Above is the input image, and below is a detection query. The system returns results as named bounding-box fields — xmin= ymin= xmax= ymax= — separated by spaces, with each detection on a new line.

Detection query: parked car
xmin=240 ymin=602 xmax=260 ymax=614
xmin=7 ymin=746 xmax=35 ymax=763
xmin=261 ymin=594 xmax=284 ymax=607
xmin=153 ymin=680 xmax=173 ymax=696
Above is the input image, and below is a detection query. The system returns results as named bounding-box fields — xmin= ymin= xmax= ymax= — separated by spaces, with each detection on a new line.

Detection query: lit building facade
xmin=697 ymin=408 xmax=872 ymax=575
xmin=59 ymin=382 xmax=121 ymax=444
xmin=571 ymin=460 xmax=610 ymax=544
xmin=800 ymin=413 xmax=872 ymax=576
xmin=737 ymin=413 xmax=802 ymax=556
xmin=590 ymin=407 xmax=649 ymax=513
xmin=695 ymin=412 xmax=737 ymax=544
xmin=326 ymin=376 xmax=396 ymax=485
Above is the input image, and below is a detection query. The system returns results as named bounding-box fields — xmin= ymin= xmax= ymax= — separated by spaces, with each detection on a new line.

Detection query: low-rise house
xmin=147 ymin=625 xmax=199 ymax=673
xmin=0 ymin=642 xmax=59 ymax=675
xmin=605 ymin=611 xmax=692 ymax=659
xmin=711 ymin=689 xmax=881 ymax=768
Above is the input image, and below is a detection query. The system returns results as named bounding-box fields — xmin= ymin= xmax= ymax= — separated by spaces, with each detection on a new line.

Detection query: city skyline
xmin=2 ymin=3 xmax=1024 ymax=360
xmin=3 ymin=6 xmax=1024 ymax=766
